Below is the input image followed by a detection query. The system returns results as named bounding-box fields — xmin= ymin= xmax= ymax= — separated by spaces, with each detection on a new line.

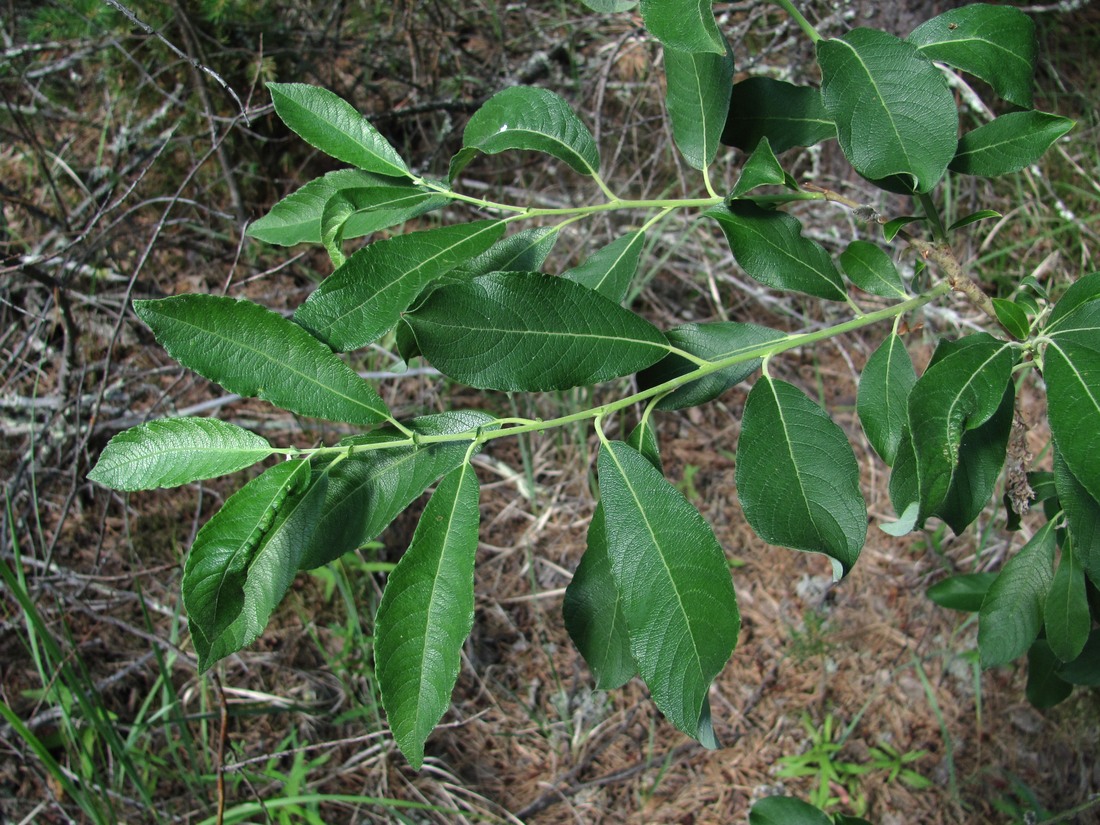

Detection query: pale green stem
xmin=703 ymin=166 xmax=719 ymax=200
xmin=770 ymin=0 xmax=822 ymax=43
xmin=288 ymin=282 xmax=952 ymax=462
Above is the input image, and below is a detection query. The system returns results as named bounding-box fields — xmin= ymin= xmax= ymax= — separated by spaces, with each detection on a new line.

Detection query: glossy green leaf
xmin=1048 ymin=271 xmax=1100 ymax=326
xmin=951 ymin=112 xmax=1074 ymax=178
xmin=817 ymin=28 xmax=958 ymax=193
xmin=89 ymin=418 xmax=273 ymax=491
xmin=979 ymin=520 xmax=1056 ymax=668
xmin=721 ymin=78 xmax=834 ymax=154
xmin=268 ymin=83 xmax=410 ymax=178
xmin=1043 ymin=338 xmax=1100 ymax=503
xmin=1056 ymin=630 xmax=1100 ymax=685
xmin=663 ymin=42 xmax=734 ymax=170
xmin=1054 ymin=450 xmax=1100 ymax=589
xmin=319 ymin=186 xmax=448 ymax=266
xmin=451 ymin=87 xmax=600 ymax=179
xmin=736 ymin=376 xmax=866 ymax=579
xmin=933 ymin=382 xmax=1014 ymax=535
xmin=729 ymin=138 xmax=788 ymax=198
xmin=1046 ymin=540 xmax=1090 ymax=663
xmin=375 ymin=462 xmax=480 ymax=769
xmin=133 ymin=295 xmax=391 ymax=426
xmin=908 ymin=4 xmax=1036 ymax=108
xmin=185 ymin=459 xmax=325 ymax=670
xmin=992 ymin=297 xmax=1030 ymax=340
xmin=882 ymin=215 xmax=926 ymax=242
xmin=857 ymin=333 xmax=916 ymax=466
xmin=564 ymin=418 xmax=664 ymax=688
xmin=562 ymin=230 xmax=646 ymax=303
xmin=295 ymin=220 xmax=506 ymax=351
xmin=453 ymin=226 xmax=559 ymax=278
xmin=246 ymin=169 xmax=408 ymax=246
xmin=639 ymin=0 xmax=724 ymax=54
xmin=599 ymin=440 xmax=739 ymax=741
xmin=1026 ymin=640 xmax=1073 ymax=708
xmin=904 ymin=334 xmax=1014 ymax=519
xmin=926 ymin=572 xmax=999 ymax=612
xmin=298 ymin=411 xmax=494 ymax=570
xmin=639 ymin=321 xmax=784 ymax=411
xmin=1047 ymin=288 xmax=1100 ymax=347
xmin=403 ymin=271 xmax=670 ymax=391
xmin=707 ymin=201 xmax=847 ymax=301
xmin=840 ymin=240 xmax=908 ymax=299
xmin=563 ymin=503 xmax=635 ymax=690
xmin=947 ymin=209 xmax=1002 ymax=233
xmin=749 ymin=796 xmax=832 ymax=825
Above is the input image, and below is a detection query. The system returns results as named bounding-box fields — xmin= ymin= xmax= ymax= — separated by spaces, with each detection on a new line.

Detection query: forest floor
xmin=2 ymin=1 xmax=1099 ymax=823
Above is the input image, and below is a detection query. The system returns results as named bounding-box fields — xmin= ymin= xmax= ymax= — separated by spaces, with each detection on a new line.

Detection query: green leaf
xmin=294 ymin=220 xmax=506 ymax=351
xmin=639 ymin=0 xmax=724 ymax=54
xmin=1046 ymin=540 xmax=1091 ymax=663
xmin=707 ymin=201 xmax=847 ymax=301
xmin=1026 ymin=640 xmax=1073 ymax=709
xmin=840 ymin=240 xmax=908 ymax=299
xmin=598 ymin=441 xmax=739 ymax=741
xmin=729 ymin=138 xmax=788 ymax=198
xmin=950 ymin=112 xmax=1074 ymax=178
xmin=565 ymin=417 xmax=665 ymax=689
xmin=375 ymin=462 xmax=480 ymax=769
xmin=933 ymin=382 xmax=1014 ymax=535
xmin=881 ymin=215 xmax=926 ymax=242
xmin=268 ymin=83 xmax=410 ymax=178
xmin=991 ymin=297 xmax=1030 ymax=340
xmin=562 ymin=230 xmax=646 ymax=303
xmin=298 ymin=411 xmax=494 ymax=570
xmin=246 ymin=169 xmax=408 ymax=246
xmin=451 ymin=87 xmax=600 ymax=179
xmin=908 ymin=4 xmax=1036 ymax=108
xmin=947 ymin=209 xmax=1002 ymax=233
xmin=903 ymin=334 xmax=1015 ymax=519
xmin=132 ymin=295 xmax=391 ymax=426
xmin=1056 ymin=630 xmax=1100 ymax=685
xmin=453 ymin=226 xmax=559 ymax=278
xmin=663 ymin=42 xmax=734 ymax=170
xmin=749 ymin=796 xmax=833 ymax=825
xmin=1049 ymin=271 xmax=1100 ymax=326
xmin=403 ymin=272 xmax=670 ymax=391
xmin=1043 ymin=338 xmax=1100 ymax=503
xmin=857 ymin=333 xmax=916 ymax=466
xmin=817 ymin=28 xmax=958 ymax=193
xmin=1054 ymin=450 xmax=1100 ymax=589
xmin=580 ymin=0 xmax=637 ymax=10
xmin=185 ymin=460 xmax=326 ymax=670
xmin=721 ymin=78 xmax=835 ymax=154
xmin=319 ymin=186 xmax=449 ymax=266
xmin=926 ymin=572 xmax=999 ymax=612
xmin=736 ymin=376 xmax=866 ymax=579
xmin=979 ymin=520 xmax=1056 ymax=668
xmin=638 ymin=321 xmax=784 ymax=411
xmin=563 ymin=503 xmax=636 ymax=690
xmin=89 ymin=418 xmax=273 ymax=491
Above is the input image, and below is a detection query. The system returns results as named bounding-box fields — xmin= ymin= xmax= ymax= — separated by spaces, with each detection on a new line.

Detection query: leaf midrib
xmin=604 ymin=444 xmax=705 ymax=703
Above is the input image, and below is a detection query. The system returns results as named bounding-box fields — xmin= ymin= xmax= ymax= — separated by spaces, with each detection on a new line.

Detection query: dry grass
xmin=3 ymin=1 xmax=1099 ymax=823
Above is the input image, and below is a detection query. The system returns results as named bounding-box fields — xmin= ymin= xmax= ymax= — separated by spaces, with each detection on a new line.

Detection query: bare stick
xmin=99 ymin=0 xmax=250 ymax=124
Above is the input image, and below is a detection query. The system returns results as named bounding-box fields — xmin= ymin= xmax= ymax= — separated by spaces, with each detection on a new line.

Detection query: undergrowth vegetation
xmin=3 ymin=1 xmax=1099 ymax=823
